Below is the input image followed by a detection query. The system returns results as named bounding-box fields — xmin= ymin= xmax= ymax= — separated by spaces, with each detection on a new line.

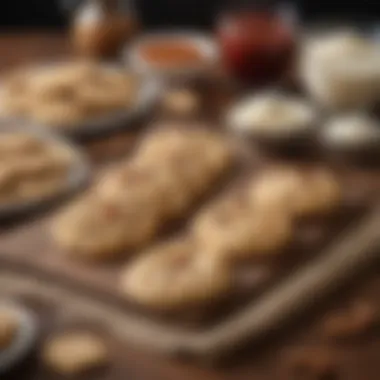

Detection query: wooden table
xmin=1 ymin=32 xmax=380 ymax=380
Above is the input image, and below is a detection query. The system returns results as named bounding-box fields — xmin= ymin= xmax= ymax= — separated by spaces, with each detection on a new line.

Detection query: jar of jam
xmin=216 ymin=1 xmax=297 ymax=86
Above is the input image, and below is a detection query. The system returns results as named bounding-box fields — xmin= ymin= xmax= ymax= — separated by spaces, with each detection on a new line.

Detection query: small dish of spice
xmin=320 ymin=113 xmax=380 ymax=162
xmin=227 ymin=91 xmax=317 ymax=150
xmin=126 ymin=32 xmax=219 ymax=81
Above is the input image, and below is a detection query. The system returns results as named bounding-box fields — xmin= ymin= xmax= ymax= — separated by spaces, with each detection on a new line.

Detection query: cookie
xmin=250 ymin=167 xmax=342 ymax=218
xmin=294 ymin=168 xmax=342 ymax=217
xmin=192 ymin=195 xmax=293 ymax=262
xmin=30 ymin=102 xmax=86 ymax=127
xmin=136 ymin=128 xmax=191 ymax=166
xmin=52 ymin=194 xmax=159 ymax=260
xmin=249 ymin=167 xmax=305 ymax=213
xmin=42 ymin=332 xmax=108 ymax=375
xmin=120 ymin=238 xmax=232 ymax=311
xmin=0 ymin=134 xmax=45 ymax=158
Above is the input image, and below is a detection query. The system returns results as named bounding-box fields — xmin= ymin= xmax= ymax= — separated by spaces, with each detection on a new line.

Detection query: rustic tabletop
xmin=0 ymin=32 xmax=380 ymax=380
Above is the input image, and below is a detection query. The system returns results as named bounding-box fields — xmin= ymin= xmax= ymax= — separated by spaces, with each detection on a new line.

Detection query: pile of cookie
xmin=120 ymin=165 xmax=342 ymax=312
xmin=0 ymin=133 xmax=75 ymax=204
xmin=52 ymin=127 xmax=234 ymax=260
xmin=1 ymin=62 xmax=139 ymax=128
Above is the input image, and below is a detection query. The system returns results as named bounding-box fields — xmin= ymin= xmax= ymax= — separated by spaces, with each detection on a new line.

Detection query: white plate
xmin=0 ymin=63 xmax=162 ymax=140
xmin=0 ymin=302 xmax=38 ymax=374
xmin=0 ymin=120 xmax=91 ymax=220
xmin=125 ymin=31 xmax=220 ymax=82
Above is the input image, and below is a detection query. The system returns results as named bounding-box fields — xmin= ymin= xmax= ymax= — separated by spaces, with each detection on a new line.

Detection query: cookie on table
xmin=42 ymin=331 xmax=108 ymax=375
xmin=29 ymin=102 xmax=86 ymax=127
xmin=135 ymin=127 xmax=194 ymax=166
xmin=52 ymin=194 xmax=159 ymax=261
xmin=192 ymin=195 xmax=293 ymax=262
xmin=249 ymin=166 xmax=342 ymax=218
xmin=293 ymin=168 xmax=342 ymax=218
xmin=0 ymin=134 xmax=45 ymax=159
xmin=120 ymin=238 xmax=232 ymax=311
xmin=96 ymin=162 xmax=193 ymax=223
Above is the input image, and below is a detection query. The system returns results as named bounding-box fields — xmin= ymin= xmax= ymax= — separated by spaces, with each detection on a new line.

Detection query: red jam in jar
xmin=217 ymin=10 xmax=296 ymax=85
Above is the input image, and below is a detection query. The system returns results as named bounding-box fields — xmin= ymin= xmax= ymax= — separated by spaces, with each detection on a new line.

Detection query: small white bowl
xmin=0 ymin=302 xmax=38 ymax=374
xmin=226 ymin=92 xmax=317 ymax=147
xmin=125 ymin=31 xmax=220 ymax=82
xmin=320 ymin=113 xmax=380 ymax=161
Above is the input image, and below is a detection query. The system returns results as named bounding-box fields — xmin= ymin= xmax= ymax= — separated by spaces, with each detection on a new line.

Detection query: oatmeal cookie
xmin=42 ymin=332 xmax=108 ymax=375
xmin=250 ymin=167 xmax=342 ymax=218
xmin=120 ymin=238 xmax=232 ymax=311
xmin=192 ymin=196 xmax=293 ymax=262
xmin=52 ymin=195 xmax=159 ymax=260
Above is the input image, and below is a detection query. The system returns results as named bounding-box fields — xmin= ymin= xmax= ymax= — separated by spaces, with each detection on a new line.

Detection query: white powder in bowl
xmin=323 ymin=114 xmax=380 ymax=147
xmin=228 ymin=94 xmax=315 ymax=136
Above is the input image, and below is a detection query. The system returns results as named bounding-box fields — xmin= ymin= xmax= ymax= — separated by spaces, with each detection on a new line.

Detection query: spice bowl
xmin=125 ymin=31 xmax=220 ymax=83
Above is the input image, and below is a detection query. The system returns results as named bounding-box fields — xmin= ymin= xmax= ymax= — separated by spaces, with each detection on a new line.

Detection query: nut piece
xmin=162 ymin=89 xmax=200 ymax=116
xmin=283 ymin=346 xmax=338 ymax=379
xmin=320 ymin=301 xmax=377 ymax=340
xmin=42 ymin=332 xmax=108 ymax=375
xmin=0 ymin=311 xmax=19 ymax=350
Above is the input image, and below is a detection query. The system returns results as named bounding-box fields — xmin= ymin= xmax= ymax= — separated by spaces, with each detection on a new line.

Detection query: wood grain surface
xmin=1 ymin=33 xmax=380 ymax=380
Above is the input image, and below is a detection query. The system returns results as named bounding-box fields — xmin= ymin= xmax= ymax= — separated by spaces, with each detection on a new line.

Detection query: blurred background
xmin=0 ymin=0 xmax=380 ymax=29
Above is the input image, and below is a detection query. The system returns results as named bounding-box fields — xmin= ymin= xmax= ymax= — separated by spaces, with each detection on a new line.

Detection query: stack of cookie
xmin=52 ymin=127 xmax=234 ymax=261
xmin=120 ymin=165 xmax=342 ymax=312
xmin=1 ymin=63 xmax=139 ymax=128
xmin=0 ymin=133 xmax=75 ymax=204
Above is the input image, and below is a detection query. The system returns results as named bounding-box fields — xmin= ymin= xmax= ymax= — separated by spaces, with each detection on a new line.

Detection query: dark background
xmin=0 ymin=1 xmax=379 ymax=29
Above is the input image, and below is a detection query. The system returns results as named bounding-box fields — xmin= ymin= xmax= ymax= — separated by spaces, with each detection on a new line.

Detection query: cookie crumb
xmin=42 ymin=331 xmax=108 ymax=375
xmin=162 ymin=89 xmax=200 ymax=116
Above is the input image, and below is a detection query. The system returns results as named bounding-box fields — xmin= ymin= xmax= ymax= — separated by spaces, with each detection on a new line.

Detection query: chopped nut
xmin=283 ymin=346 xmax=338 ymax=379
xmin=162 ymin=89 xmax=200 ymax=116
xmin=321 ymin=301 xmax=377 ymax=340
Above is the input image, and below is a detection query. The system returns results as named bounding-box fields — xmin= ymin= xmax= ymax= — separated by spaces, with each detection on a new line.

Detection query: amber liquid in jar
xmin=217 ymin=9 xmax=296 ymax=85
xmin=72 ymin=0 xmax=139 ymax=59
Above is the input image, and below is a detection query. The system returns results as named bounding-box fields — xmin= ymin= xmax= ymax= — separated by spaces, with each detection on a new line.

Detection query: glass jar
xmin=72 ymin=0 xmax=140 ymax=59
xmin=216 ymin=1 xmax=298 ymax=86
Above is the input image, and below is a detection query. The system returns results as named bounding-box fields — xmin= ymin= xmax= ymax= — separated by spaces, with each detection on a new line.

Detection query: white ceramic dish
xmin=0 ymin=63 xmax=161 ymax=140
xmin=226 ymin=91 xmax=318 ymax=147
xmin=125 ymin=31 xmax=220 ymax=82
xmin=0 ymin=302 xmax=38 ymax=374
xmin=319 ymin=113 xmax=380 ymax=161
xmin=0 ymin=120 xmax=91 ymax=220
